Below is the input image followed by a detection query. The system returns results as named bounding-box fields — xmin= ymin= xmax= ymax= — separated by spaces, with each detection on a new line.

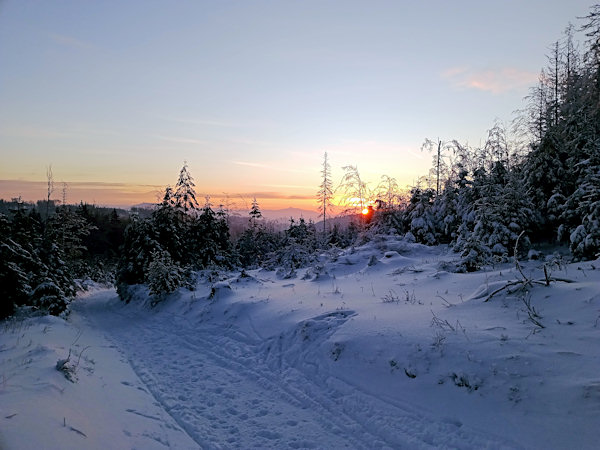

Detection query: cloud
xmin=328 ymin=140 xmax=424 ymax=160
xmin=232 ymin=191 xmax=314 ymax=200
xmin=442 ymin=66 xmax=538 ymax=94
xmin=261 ymin=184 xmax=314 ymax=190
xmin=158 ymin=116 xmax=276 ymax=130
xmin=49 ymin=33 xmax=95 ymax=50
xmin=231 ymin=161 xmax=312 ymax=174
xmin=0 ymin=125 xmax=76 ymax=139
xmin=0 ymin=179 xmax=164 ymax=207
xmin=154 ymin=135 xmax=207 ymax=145
xmin=0 ymin=124 xmax=121 ymax=139
xmin=232 ymin=161 xmax=270 ymax=169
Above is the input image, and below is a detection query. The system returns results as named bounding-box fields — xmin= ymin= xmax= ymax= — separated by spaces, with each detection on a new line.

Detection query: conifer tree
xmin=317 ymin=152 xmax=334 ymax=233
xmin=0 ymin=213 xmax=31 ymax=318
xmin=174 ymin=163 xmax=199 ymax=213
xmin=249 ymin=197 xmax=262 ymax=225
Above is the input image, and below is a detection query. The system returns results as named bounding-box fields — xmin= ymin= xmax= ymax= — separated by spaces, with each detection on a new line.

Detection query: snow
xmin=2 ymin=237 xmax=600 ymax=449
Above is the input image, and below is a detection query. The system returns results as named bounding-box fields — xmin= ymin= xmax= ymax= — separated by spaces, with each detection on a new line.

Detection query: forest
xmin=1 ymin=7 xmax=600 ymax=320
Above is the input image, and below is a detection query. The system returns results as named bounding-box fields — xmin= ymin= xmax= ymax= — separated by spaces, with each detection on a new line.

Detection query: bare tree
xmin=376 ymin=175 xmax=400 ymax=209
xmin=45 ymin=164 xmax=54 ymax=221
xmin=336 ymin=165 xmax=370 ymax=215
xmin=421 ymin=139 xmax=463 ymax=195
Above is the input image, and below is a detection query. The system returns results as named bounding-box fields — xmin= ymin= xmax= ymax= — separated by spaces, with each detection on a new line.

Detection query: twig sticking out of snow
xmin=63 ymin=417 xmax=87 ymax=438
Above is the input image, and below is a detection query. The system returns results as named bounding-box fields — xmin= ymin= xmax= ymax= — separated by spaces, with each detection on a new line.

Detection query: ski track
xmin=78 ymin=290 xmax=519 ymax=450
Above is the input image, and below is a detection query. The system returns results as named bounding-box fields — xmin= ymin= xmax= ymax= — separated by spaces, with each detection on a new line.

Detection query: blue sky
xmin=0 ymin=0 xmax=595 ymax=208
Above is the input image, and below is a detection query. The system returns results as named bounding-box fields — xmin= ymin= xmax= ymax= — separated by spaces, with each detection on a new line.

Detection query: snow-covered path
xmin=74 ymin=288 xmax=518 ymax=450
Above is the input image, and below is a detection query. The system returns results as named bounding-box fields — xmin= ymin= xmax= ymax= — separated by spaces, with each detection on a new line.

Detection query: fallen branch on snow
xmin=484 ymin=231 xmax=575 ymax=303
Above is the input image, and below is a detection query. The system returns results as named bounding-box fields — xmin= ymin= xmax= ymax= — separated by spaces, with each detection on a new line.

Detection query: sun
xmin=362 ymin=208 xmax=370 ymax=215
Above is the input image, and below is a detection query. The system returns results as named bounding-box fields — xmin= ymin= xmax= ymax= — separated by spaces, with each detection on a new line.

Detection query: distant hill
xmin=259 ymin=207 xmax=320 ymax=222
xmin=130 ymin=204 xmax=319 ymax=223
xmin=130 ymin=202 xmax=156 ymax=210
xmin=229 ymin=207 xmax=319 ymax=223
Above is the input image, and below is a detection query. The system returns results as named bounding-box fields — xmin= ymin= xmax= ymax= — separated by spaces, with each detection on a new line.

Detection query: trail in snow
xmin=74 ymin=288 xmax=519 ymax=450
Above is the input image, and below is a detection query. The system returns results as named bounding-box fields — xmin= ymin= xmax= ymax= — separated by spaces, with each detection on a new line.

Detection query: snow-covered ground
xmin=2 ymin=236 xmax=600 ymax=449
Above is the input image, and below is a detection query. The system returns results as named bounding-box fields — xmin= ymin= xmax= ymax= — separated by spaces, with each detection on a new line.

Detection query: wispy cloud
xmin=261 ymin=184 xmax=314 ymax=190
xmin=0 ymin=124 xmax=121 ymax=139
xmin=329 ymin=140 xmax=424 ymax=160
xmin=0 ymin=179 xmax=162 ymax=191
xmin=233 ymin=191 xmax=314 ymax=200
xmin=0 ymin=179 xmax=164 ymax=207
xmin=232 ymin=161 xmax=270 ymax=169
xmin=0 ymin=125 xmax=75 ymax=139
xmin=49 ymin=33 xmax=95 ymax=50
xmin=442 ymin=66 xmax=538 ymax=94
xmin=166 ymin=118 xmax=239 ymax=128
xmin=158 ymin=116 xmax=276 ymax=129
xmin=226 ymin=137 xmax=279 ymax=147
xmin=154 ymin=135 xmax=207 ymax=145
xmin=231 ymin=161 xmax=311 ymax=174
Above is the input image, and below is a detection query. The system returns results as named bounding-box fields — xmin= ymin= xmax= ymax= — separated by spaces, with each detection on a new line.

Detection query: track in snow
xmin=75 ymin=289 xmax=519 ymax=450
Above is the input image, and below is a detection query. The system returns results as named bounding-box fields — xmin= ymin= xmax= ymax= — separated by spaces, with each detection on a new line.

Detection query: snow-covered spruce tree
xmin=456 ymin=161 xmax=536 ymax=271
xmin=264 ymin=218 xmax=318 ymax=271
xmin=145 ymin=249 xmax=184 ymax=303
xmin=451 ymin=166 xmax=476 ymax=252
xmin=116 ymin=214 xmax=161 ymax=301
xmin=327 ymin=221 xmax=360 ymax=248
xmin=0 ymin=213 xmax=31 ymax=318
xmin=174 ymin=162 xmax=199 ymax=213
xmin=236 ymin=222 xmax=278 ymax=268
xmin=249 ymin=196 xmax=263 ymax=224
xmin=214 ymin=205 xmax=236 ymax=266
xmin=0 ymin=202 xmax=91 ymax=316
xmin=46 ymin=205 xmax=95 ymax=280
xmin=519 ymin=15 xmax=600 ymax=252
xmin=236 ymin=198 xmax=279 ymax=268
xmin=188 ymin=199 xmax=220 ymax=268
xmin=29 ymin=277 xmax=68 ymax=316
xmin=317 ymin=152 xmax=334 ymax=234
xmin=523 ymin=131 xmax=570 ymax=240
xmin=405 ymin=188 xmax=437 ymax=245
xmin=151 ymin=187 xmax=187 ymax=263
xmin=568 ymin=146 xmax=600 ymax=259
xmin=26 ymin=205 xmax=94 ymax=314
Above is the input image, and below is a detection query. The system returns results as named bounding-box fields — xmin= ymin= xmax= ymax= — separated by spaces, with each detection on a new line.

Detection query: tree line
xmin=383 ymin=6 xmax=600 ymax=269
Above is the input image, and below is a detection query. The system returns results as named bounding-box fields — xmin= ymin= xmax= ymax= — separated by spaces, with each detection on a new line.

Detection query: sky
xmin=0 ymin=0 xmax=596 ymax=210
